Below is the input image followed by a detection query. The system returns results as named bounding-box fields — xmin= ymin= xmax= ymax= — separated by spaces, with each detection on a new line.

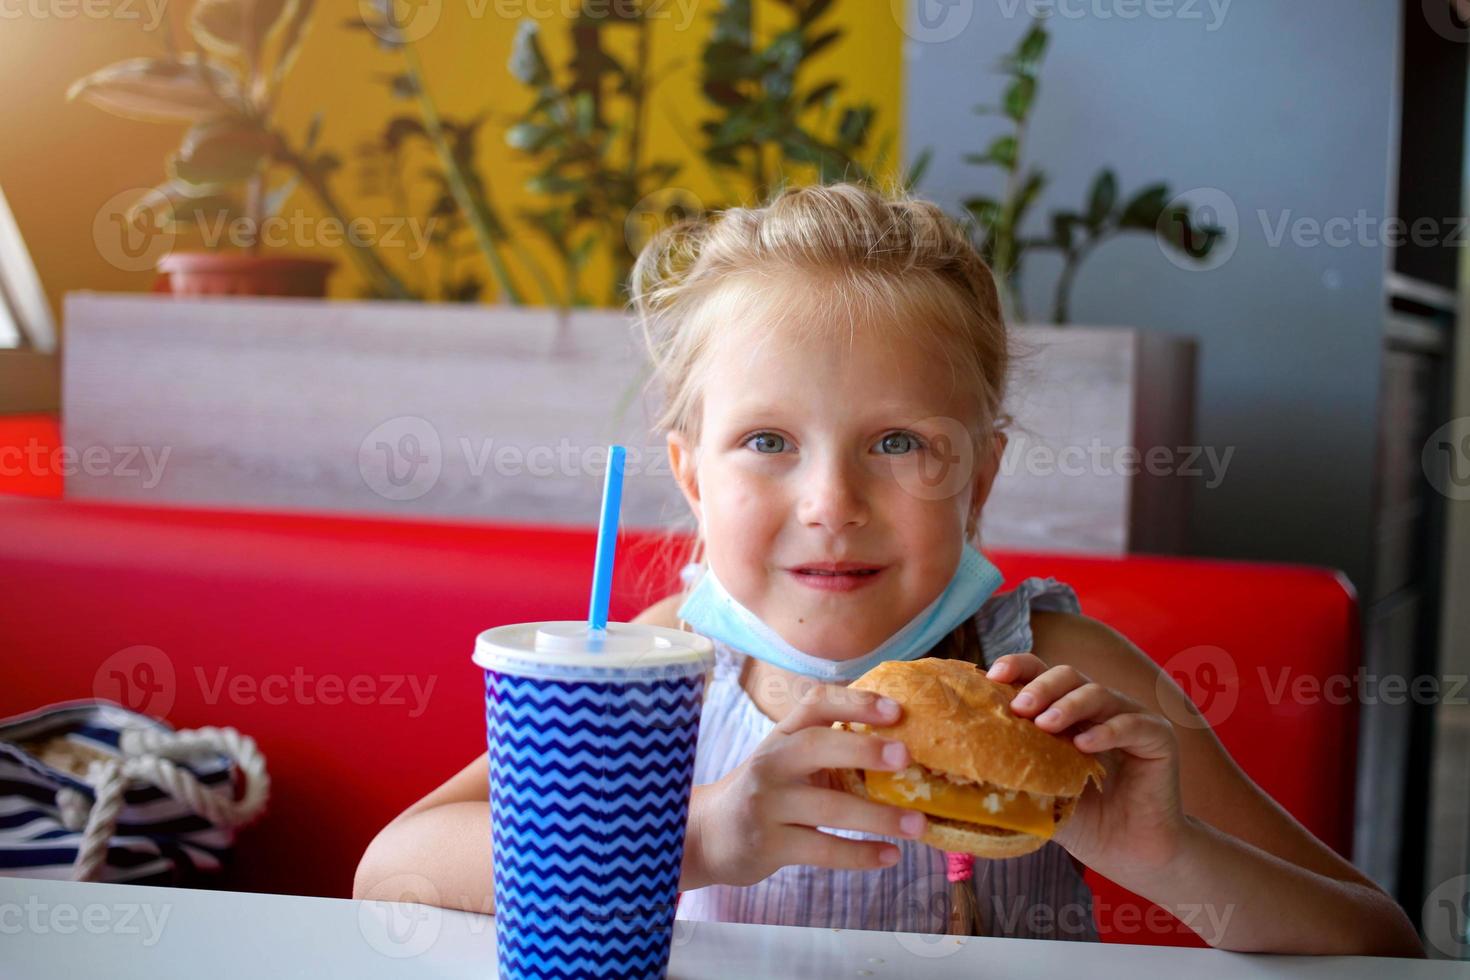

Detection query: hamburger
xmin=830 ymin=657 xmax=1106 ymax=858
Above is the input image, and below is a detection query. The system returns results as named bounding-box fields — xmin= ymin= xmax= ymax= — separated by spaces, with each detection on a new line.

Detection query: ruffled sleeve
xmin=972 ymin=577 xmax=1082 ymax=667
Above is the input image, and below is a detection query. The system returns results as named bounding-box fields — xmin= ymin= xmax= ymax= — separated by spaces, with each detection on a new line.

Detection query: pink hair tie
xmin=944 ymin=850 xmax=974 ymax=882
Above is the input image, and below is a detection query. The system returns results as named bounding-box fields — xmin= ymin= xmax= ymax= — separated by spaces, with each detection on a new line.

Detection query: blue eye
xmin=746 ymin=432 xmax=787 ymax=454
xmin=877 ymin=431 xmax=923 ymax=455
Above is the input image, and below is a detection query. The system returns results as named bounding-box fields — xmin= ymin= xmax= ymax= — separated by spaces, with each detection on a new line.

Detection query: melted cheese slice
xmin=865 ymin=769 xmax=1057 ymax=838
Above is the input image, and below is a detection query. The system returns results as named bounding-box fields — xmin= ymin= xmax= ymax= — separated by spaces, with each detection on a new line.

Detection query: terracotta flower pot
xmin=155 ymin=252 xmax=335 ymax=298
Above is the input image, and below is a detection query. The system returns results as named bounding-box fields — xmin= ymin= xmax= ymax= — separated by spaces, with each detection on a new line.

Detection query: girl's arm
xmin=351 ymin=753 xmax=497 ymax=914
xmin=1028 ymin=610 xmax=1424 ymax=957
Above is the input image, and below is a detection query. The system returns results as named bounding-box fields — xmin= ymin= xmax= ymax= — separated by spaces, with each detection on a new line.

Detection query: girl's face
xmin=668 ymin=297 xmax=1005 ymax=660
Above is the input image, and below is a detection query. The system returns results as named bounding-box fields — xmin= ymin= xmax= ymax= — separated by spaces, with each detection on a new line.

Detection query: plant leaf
xmin=962 ymin=196 xmax=1001 ymax=229
xmin=904 ymin=147 xmax=933 ymax=191
xmin=1119 ymin=182 xmax=1170 ymax=230
xmin=837 ymin=104 xmax=873 ymax=148
xmin=1051 ymin=211 xmax=1078 ymax=250
xmin=1018 ymin=22 xmax=1048 ymax=64
xmin=67 ymin=56 xmax=241 ymax=123
xmin=272 ymin=0 xmax=317 ymax=86
xmin=968 ymin=134 xmax=1017 ymax=169
xmin=509 ymin=19 xmax=552 ymax=87
xmin=1086 ymin=168 xmax=1117 ymax=228
xmin=803 ymin=79 xmax=840 ymax=109
xmin=263 ymin=174 xmax=300 ymax=218
xmin=1004 ymin=74 xmax=1036 ymax=122
xmin=797 ymin=0 xmax=836 ymax=28
xmin=190 ymin=0 xmax=293 ymax=59
xmin=169 ymin=118 xmax=274 ymax=187
xmin=125 ymin=180 xmax=240 ymax=232
xmin=1014 ymin=171 xmax=1046 ymax=224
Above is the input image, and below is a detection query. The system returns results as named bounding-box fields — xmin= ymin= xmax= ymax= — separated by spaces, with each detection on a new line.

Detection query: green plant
xmin=348 ymin=0 xmax=922 ymax=308
xmin=354 ymin=116 xmax=485 ymax=302
xmin=693 ymin=0 xmax=924 ymax=204
xmin=506 ymin=12 xmax=683 ymax=307
xmin=351 ymin=0 xmax=549 ymax=304
xmin=961 ymin=20 xmax=1223 ymax=323
xmin=68 ymin=0 xmax=413 ymax=298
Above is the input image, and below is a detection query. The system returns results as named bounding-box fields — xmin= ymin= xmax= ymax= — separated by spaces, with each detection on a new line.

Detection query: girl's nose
xmin=796 ymin=457 xmax=870 ymax=531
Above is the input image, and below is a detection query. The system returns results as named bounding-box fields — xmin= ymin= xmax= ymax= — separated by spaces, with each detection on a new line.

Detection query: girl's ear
xmin=966 ymin=430 xmax=1008 ymax=537
xmin=667 ymin=430 xmax=702 ymax=523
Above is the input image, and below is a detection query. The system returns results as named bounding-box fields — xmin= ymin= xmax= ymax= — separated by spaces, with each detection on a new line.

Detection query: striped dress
xmin=675 ymin=576 xmax=1099 ymax=941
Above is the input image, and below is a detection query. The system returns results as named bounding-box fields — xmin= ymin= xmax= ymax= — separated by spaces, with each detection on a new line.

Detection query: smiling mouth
xmin=787 ymin=566 xmax=886 ymax=591
xmin=793 ymin=569 xmax=880 ymax=577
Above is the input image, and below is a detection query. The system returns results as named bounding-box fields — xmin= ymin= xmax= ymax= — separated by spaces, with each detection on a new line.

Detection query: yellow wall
xmin=0 ymin=0 xmax=903 ymax=324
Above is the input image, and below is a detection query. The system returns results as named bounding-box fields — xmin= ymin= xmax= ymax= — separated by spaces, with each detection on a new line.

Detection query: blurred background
xmin=0 ymin=0 xmax=1466 ymax=958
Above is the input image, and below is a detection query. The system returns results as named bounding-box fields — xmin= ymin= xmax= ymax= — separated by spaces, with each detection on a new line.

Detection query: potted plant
xmin=69 ymin=0 xmax=412 ymax=298
xmin=958 ymin=20 xmax=1224 ymax=323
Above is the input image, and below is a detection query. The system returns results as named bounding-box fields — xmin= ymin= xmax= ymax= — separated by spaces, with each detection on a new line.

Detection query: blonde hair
xmin=628 ymin=180 xmax=1014 ymax=936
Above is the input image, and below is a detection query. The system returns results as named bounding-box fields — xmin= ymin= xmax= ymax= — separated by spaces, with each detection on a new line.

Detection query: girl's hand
xmin=690 ymin=683 xmax=931 ymax=889
xmin=986 ymin=653 xmax=1189 ymax=878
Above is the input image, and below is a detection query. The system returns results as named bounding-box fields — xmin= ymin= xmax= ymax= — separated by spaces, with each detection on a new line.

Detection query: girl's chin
xmin=773 ymin=620 xmax=891 ymax=661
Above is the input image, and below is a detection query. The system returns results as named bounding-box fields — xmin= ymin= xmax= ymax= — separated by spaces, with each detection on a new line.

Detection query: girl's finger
xmin=1031 ymin=682 xmax=1140 ymax=733
xmin=774 ymin=682 xmax=902 ymax=736
xmin=781 ymin=826 xmax=903 ymax=872
xmin=1074 ymin=711 xmax=1176 ymax=761
xmin=1006 ymin=663 xmax=1091 ymax=718
xmin=755 ymin=726 xmax=909 ymax=782
xmin=985 ymin=652 xmax=1047 ymax=684
xmin=773 ymin=786 xmax=928 ymax=842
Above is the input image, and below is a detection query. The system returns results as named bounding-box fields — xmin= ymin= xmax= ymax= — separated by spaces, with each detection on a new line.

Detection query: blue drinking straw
xmin=587 ymin=444 xmax=627 ymax=650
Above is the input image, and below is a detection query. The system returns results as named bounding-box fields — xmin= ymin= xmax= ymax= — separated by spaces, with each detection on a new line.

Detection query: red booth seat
xmin=0 ymin=496 xmax=1359 ymax=947
xmin=0 ymin=414 xmax=63 ymax=498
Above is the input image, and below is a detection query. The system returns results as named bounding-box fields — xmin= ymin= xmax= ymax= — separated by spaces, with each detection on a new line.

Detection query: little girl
xmin=356 ymin=181 xmax=1422 ymax=957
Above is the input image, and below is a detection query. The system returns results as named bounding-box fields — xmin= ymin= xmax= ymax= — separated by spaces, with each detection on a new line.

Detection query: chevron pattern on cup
xmin=486 ymin=669 xmax=705 ymax=980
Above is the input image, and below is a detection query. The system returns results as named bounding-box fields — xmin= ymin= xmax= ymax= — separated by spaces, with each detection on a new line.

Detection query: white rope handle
xmin=54 ymin=725 xmax=270 ymax=882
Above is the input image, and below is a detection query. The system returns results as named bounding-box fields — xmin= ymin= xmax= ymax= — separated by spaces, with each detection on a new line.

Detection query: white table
xmin=0 ymin=877 xmax=1459 ymax=979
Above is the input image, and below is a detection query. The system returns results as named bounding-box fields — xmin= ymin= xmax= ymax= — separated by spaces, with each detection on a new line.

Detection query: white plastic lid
xmin=472 ymin=620 xmax=713 ymax=678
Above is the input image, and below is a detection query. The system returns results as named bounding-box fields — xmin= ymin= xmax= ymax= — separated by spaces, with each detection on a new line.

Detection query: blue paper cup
xmin=474 ymin=622 xmax=713 ymax=980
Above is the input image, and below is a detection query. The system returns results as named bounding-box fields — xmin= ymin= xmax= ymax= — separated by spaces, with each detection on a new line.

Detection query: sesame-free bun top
xmin=842 ymin=657 xmax=1106 ymax=798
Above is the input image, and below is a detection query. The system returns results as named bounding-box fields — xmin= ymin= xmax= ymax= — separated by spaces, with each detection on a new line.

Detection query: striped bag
xmin=0 ymin=699 xmax=269 ymax=885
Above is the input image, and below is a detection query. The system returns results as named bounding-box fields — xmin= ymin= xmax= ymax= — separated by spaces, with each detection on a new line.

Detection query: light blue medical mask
xmin=676 ymin=542 xmax=1004 ymax=682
